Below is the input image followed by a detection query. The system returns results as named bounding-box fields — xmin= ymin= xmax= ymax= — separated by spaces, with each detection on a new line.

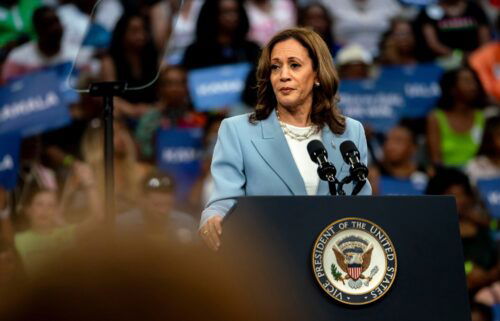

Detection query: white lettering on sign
xmin=404 ymin=82 xmax=440 ymax=98
xmin=161 ymin=148 xmax=201 ymax=163
xmin=196 ymin=80 xmax=244 ymax=96
xmin=0 ymin=91 xmax=60 ymax=122
xmin=0 ymin=154 xmax=14 ymax=171
xmin=487 ymin=191 xmax=500 ymax=205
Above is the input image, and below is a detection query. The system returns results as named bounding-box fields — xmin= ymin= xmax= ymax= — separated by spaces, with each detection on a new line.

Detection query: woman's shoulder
xmin=341 ymin=116 xmax=364 ymax=137
xmin=221 ymin=113 xmax=255 ymax=128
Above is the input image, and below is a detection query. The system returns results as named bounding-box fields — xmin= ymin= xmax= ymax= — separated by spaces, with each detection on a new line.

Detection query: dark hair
xmin=195 ymin=0 xmax=250 ymax=44
xmin=436 ymin=66 xmax=487 ymax=111
xmin=250 ymin=28 xmax=345 ymax=135
xmin=477 ymin=116 xmax=500 ymax=157
xmin=32 ymin=6 xmax=55 ymax=32
xmin=394 ymin=118 xmax=418 ymax=145
xmin=297 ymin=3 xmax=335 ymax=51
xmin=109 ymin=13 xmax=159 ymax=85
xmin=425 ymin=167 xmax=473 ymax=196
xmin=377 ymin=17 xmax=417 ymax=64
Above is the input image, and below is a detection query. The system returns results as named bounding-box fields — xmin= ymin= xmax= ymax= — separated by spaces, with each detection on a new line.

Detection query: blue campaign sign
xmin=188 ymin=63 xmax=252 ymax=111
xmin=0 ymin=132 xmax=21 ymax=190
xmin=156 ymin=128 xmax=204 ymax=201
xmin=476 ymin=178 xmax=500 ymax=219
xmin=339 ymin=79 xmax=406 ymax=133
xmin=398 ymin=0 xmax=436 ymax=6
xmin=0 ymin=67 xmax=72 ymax=137
xmin=379 ymin=63 xmax=443 ymax=118
xmin=379 ymin=176 xmax=425 ymax=196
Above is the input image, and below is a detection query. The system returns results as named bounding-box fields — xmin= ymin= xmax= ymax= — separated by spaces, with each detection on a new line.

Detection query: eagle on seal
xmin=333 ymin=236 xmax=373 ymax=282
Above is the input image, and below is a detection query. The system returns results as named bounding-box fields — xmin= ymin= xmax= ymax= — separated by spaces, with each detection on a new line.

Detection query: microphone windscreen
xmin=307 ymin=139 xmax=327 ymax=163
xmin=339 ymin=140 xmax=358 ymax=162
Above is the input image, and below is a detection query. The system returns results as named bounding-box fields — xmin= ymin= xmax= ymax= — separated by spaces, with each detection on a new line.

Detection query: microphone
xmin=339 ymin=140 xmax=368 ymax=182
xmin=307 ymin=140 xmax=337 ymax=182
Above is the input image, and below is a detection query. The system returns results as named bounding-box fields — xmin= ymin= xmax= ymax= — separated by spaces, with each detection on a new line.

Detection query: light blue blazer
xmin=200 ymin=112 xmax=372 ymax=226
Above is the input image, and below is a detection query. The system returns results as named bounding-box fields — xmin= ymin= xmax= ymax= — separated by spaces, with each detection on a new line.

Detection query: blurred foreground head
xmin=0 ymin=235 xmax=289 ymax=321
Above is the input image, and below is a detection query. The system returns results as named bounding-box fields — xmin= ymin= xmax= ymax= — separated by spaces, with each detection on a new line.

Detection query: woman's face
xmin=454 ymin=69 xmax=479 ymax=103
xmin=270 ymin=38 xmax=317 ymax=113
xmin=159 ymin=68 xmax=189 ymax=106
xmin=391 ymin=21 xmax=415 ymax=54
xmin=303 ymin=6 xmax=329 ymax=35
xmin=124 ymin=16 xmax=147 ymax=50
xmin=218 ymin=0 xmax=240 ymax=33
xmin=383 ymin=126 xmax=415 ymax=165
xmin=27 ymin=191 xmax=58 ymax=230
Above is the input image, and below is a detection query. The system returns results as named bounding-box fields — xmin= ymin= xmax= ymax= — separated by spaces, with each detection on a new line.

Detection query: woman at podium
xmin=200 ymin=28 xmax=372 ymax=250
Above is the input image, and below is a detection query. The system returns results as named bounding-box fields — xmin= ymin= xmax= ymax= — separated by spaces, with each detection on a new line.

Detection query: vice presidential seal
xmin=311 ymin=217 xmax=397 ymax=305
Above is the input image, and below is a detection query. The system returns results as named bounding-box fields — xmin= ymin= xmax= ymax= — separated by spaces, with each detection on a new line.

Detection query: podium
xmin=221 ymin=196 xmax=471 ymax=321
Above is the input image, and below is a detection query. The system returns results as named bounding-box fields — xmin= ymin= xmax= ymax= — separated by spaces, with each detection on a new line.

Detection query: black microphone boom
xmin=307 ymin=140 xmax=337 ymax=182
xmin=339 ymin=140 xmax=368 ymax=182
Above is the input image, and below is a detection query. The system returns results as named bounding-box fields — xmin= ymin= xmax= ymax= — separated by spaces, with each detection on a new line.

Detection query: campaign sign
xmin=188 ymin=63 xmax=252 ymax=111
xmin=0 ymin=68 xmax=72 ymax=137
xmin=398 ymin=0 xmax=436 ymax=6
xmin=156 ymin=128 xmax=204 ymax=201
xmin=379 ymin=63 xmax=443 ymax=118
xmin=476 ymin=178 xmax=500 ymax=219
xmin=0 ymin=132 xmax=21 ymax=190
xmin=339 ymin=79 xmax=406 ymax=133
xmin=379 ymin=176 xmax=425 ymax=196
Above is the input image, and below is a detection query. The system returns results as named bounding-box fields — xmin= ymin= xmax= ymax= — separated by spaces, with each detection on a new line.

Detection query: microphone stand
xmin=89 ymin=81 xmax=126 ymax=227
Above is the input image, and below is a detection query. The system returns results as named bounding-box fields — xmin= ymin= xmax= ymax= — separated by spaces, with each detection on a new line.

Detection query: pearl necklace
xmin=276 ymin=109 xmax=318 ymax=141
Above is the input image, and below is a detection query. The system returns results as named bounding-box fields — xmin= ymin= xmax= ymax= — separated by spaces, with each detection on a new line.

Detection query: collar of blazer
xmin=251 ymin=111 xmax=347 ymax=195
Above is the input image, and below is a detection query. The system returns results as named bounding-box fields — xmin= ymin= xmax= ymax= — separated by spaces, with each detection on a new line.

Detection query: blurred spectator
xmin=117 ymin=170 xmax=198 ymax=244
xmin=182 ymin=0 xmax=261 ymax=70
xmin=336 ymin=44 xmax=373 ymax=80
xmin=0 ymin=0 xmax=41 ymax=48
xmin=42 ymin=84 xmax=103 ymax=172
xmin=14 ymin=178 xmax=102 ymax=276
xmin=0 ymin=188 xmax=14 ymax=245
xmin=416 ymin=0 xmax=491 ymax=59
xmin=0 ymin=234 xmax=297 ymax=321
xmin=2 ymin=5 xmax=92 ymax=81
xmin=161 ymin=0 xmax=204 ymax=64
xmin=0 ymin=189 xmax=24 ymax=290
xmin=466 ymin=116 xmax=500 ymax=184
xmin=426 ymin=66 xmax=487 ymax=168
xmin=469 ymin=15 xmax=500 ymax=104
xmin=0 ymin=241 xmax=24 ymax=290
xmin=188 ymin=112 xmax=225 ymax=211
xmin=81 ymin=119 xmax=152 ymax=215
xmin=368 ymin=122 xmax=428 ymax=195
xmin=321 ymin=0 xmax=402 ymax=56
xmin=378 ymin=17 xmax=420 ymax=65
xmin=100 ymin=13 xmax=159 ymax=120
xmin=297 ymin=2 xmax=339 ymax=57
xmin=135 ymin=65 xmax=206 ymax=161
xmin=426 ymin=168 xmax=500 ymax=309
xmin=245 ymin=0 xmax=297 ymax=47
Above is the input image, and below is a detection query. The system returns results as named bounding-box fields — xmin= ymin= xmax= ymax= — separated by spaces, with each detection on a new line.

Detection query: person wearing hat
xmin=335 ymin=44 xmax=373 ymax=80
xmin=116 ymin=170 xmax=198 ymax=244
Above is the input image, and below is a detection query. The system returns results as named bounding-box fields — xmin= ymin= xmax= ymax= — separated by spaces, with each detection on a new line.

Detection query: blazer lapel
xmin=251 ymin=112 xmax=307 ymax=195
xmin=317 ymin=127 xmax=348 ymax=195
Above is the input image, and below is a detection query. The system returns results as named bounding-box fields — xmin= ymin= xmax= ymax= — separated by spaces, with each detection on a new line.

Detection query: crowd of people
xmin=0 ymin=0 xmax=499 ymax=319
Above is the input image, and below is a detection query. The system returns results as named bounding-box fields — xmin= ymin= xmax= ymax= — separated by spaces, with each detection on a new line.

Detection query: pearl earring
xmin=314 ymin=82 xmax=320 ymax=87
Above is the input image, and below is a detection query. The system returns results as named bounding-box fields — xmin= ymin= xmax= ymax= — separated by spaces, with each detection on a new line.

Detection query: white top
xmin=320 ymin=0 xmax=401 ymax=56
xmin=163 ymin=0 xmax=204 ymax=64
xmin=466 ymin=156 xmax=500 ymax=185
xmin=281 ymin=124 xmax=322 ymax=195
xmin=245 ymin=0 xmax=297 ymax=47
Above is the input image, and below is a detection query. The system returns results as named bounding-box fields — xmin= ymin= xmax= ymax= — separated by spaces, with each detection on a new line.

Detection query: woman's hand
xmin=199 ymin=215 xmax=223 ymax=251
